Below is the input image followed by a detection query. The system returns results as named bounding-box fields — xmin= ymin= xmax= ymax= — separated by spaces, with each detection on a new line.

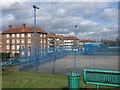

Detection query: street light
xmin=74 ymin=25 xmax=78 ymax=72
xmin=33 ymin=5 xmax=39 ymax=66
xmin=75 ymin=26 xmax=78 ymax=47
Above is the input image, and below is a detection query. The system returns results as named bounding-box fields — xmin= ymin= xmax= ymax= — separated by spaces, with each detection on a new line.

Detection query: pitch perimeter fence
xmin=18 ymin=46 xmax=73 ymax=71
xmin=18 ymin=45 xmax=119 ymax=74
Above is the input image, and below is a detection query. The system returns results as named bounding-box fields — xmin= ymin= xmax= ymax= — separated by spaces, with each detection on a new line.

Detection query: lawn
xmin=2 ymin=71 xmax=68 ymax=88
xmin=2 ymin=69 xmax=117 ymax=89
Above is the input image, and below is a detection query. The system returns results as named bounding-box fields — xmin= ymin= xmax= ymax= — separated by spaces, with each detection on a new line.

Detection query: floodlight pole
xmin=94 ymin=40 xmax=96 ymax=69
xmin=33 ymin=5 xmax=39 ymax=66
xmin=74 ymin=25 xmax=78 ymax=72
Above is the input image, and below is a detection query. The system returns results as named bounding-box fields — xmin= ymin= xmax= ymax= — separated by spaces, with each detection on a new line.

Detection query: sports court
xmin=22 ymin=54 xmax=118 ymax=75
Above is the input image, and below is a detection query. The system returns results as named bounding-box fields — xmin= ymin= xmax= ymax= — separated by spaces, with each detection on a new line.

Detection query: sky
xmin=0 ymin=0 xmax=119 ymax=40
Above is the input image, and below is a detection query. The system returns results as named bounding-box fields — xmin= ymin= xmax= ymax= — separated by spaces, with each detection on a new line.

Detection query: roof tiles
xmin=2 ymin=25 xmax=47 ymax=34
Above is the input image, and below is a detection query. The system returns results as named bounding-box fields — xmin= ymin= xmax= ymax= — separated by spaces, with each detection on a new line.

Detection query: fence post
xmin=94 ymin=44 xmax=96 ymax=69
xmin=40 ymin=46 xmax=42 ymax=64
xmin=44 ymin=47 xmax=46 ymax=63
xmin=38 ymin=47 xmax=40 ymax=64
xmin=96 ymin=85 xmax=99 ymax=90
xmin=18 ymin=48 xmax=21 ymax=71
xmin=53 ymin=47 xmax=56 ymax=74
xmin=29 ymin=47 xmax=32 ymax=67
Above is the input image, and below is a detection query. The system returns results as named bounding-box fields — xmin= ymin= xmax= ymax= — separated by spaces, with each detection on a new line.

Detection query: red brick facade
xmin=2 ymin=24 xmax=47 ymax=54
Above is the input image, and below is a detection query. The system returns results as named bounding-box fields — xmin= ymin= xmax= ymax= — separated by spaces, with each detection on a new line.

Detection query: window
xmin=28 ymin=51 xmax=30 ymax=56
xmin=40 ymin=34 xmax=42 ymax=37
xmin=12 ymin=34 xmax=15 ymax=37
xmin=40 ymin=40 xmax=42 ymax=43
xmin=21 ymin=39 xmax=24 ymax=44
xmin=6 ymin=40 xmax=9 ymax=44
xmin=16 ymin=45 xmax=20 ymax=50
xmin=44 ymin=34 xmax=46 ymax=38
xmin=21 ymin=46 xmax=24 ymax=49
xmin=28 ymin=33 xmax=31 ymax=37
xmin=48 ymin=38 xmax=50 ymax=40
xmin=12 ymin=39 xmax=15 ymax=43
xmin=6 ymin=45 xmax=9 ymax=50
xmin=12 ymin=51 xmax=15 ymax=54
xmin=57 ymin=39 xmax=59 ymax=41
xmin=16 ymin=34 xmax=20 ymax=38
xmin=28 ymin=39 xmax=31 ymax=44
xmin=44 ymin=40 xmax=46 ymax=43
xmin=28 ymin=46 xmax=31 ymax=49
xmin=12 ymin=45 xmax=15 ymax=50
xmin=21 ymin=51 xmax=24 ymax=55
xmin=16 ymin=39 xmax=20 ymax=44
xmin=6 ymin=34 xmax=9 ymax=38
xmin=28 ymin=46 xmax=31 ymax=56
xmin=21 ymin=34 xmax=25 ymax=38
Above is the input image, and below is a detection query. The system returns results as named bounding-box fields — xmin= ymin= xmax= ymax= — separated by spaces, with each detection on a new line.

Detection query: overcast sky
xmin=0 ymin=0 xmax=119 ymax=40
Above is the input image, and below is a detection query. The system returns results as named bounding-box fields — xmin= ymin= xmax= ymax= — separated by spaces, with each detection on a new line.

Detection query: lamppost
xmin=33 ymin=5 xmax=39 ymax=66
xmin=75 ymin=26 xmax=78 ymax=48
xmin=74 ymin=25 xmax=78 ymax=72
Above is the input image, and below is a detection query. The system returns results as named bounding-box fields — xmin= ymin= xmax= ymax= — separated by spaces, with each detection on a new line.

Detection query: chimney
xmin=22 ymin=24 xmax=26 ymax=28
xmin=9 ymin=25 xmax=12 ymax=29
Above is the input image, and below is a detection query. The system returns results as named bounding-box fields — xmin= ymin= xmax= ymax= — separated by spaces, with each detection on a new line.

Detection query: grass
xmin=2 ymin=68 xmax=118 ymax=89
xmin=2 ymin=71 xmax=67 ymax=88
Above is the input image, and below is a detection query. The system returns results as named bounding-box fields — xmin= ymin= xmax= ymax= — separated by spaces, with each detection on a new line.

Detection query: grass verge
xmin=2 ymin=70 xmax=117 ymax=89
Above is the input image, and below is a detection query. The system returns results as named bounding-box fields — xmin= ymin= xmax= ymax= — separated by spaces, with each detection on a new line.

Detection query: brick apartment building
xmin=2 ymin=24 xmax=47 ymax=56
xmin=46 ymin=33 xmax=64 ymax=48
xmin=46 ymin=33 xmax=56 ymax=48
xmin=56 ymin=35 xmax=64 ymax=48
xmin=0 ymin=34 xmax=2 ymax=52
xmin=1 ymin=24 xmax=79 ymax=56
xmin=63 ymin=36 xmax=77 ymax=50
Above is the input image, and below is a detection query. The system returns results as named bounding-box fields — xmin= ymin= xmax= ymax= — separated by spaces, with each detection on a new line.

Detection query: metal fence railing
xmin=18 ymin=46 xmax=73 ymax=71
xmin=18 ymin=44 xmax=119 ymax=74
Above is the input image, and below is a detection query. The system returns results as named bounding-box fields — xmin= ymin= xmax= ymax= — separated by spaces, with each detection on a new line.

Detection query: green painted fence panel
xmin=83 ymin=69 xmax=120 ymax=88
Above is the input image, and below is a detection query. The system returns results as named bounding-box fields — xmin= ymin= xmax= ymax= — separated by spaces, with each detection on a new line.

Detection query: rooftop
xmin=63 ymin=36 xmax=77 ymax=40
xmin=46 ymin=33 xmax=56 ymax=38
xmin=79 ymin=39 xmax=94 ymax=42
xmin=2 ymin=24 xmax=47 ymax=34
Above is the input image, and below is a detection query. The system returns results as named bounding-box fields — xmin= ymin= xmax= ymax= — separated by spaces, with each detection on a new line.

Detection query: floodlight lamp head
xmin=33 ymin=5 xmax=39 ymax=9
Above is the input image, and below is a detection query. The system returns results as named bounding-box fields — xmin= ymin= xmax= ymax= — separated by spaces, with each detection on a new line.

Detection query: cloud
xmin=79 ymin=20 xmax=97 ymax=26
xmin=1 ymin=2 xmax=118 ymax=40
xmin=56 ymin=8 xmax=66 ymax=16
xmin=0 ymin=0 xmax=30 ymax=9
xmin=30 ymin=0 xmax=114 ymax=2
xmin=2 ymin=14 xmax=15 ymax=25
xmin=100 ymin=8 xmax=118 ymax=22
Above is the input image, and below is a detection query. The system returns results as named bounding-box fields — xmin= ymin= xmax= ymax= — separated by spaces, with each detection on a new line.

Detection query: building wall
xmin=2 ymin=34 xmax=6 ymax=52
xmin=0 ymin=34 xmax=2 ymax=52
xmin=2 ymin=33 xmax=47 ymax=54
xmin=64 ymin=39 xmax=77 ymax=48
